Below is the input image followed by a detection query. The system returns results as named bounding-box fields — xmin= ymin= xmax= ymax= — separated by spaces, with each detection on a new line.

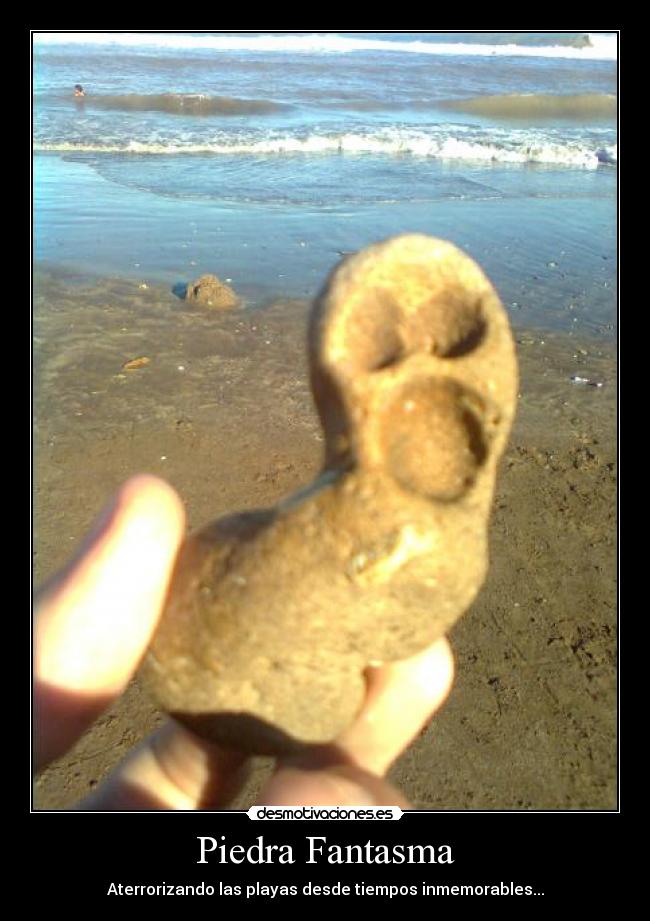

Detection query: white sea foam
xmin=597 ymin=143 xmax=618 ymax=164
xmin=34 ymin=128 xmax=615 ymax=169
xmin=33 ymin=31 xmax=618 ymax=61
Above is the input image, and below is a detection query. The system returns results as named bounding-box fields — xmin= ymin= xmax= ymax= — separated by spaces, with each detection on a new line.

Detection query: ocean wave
xmin=33 ymin=31 xmax=618 ymax=61
xmin=597 ymin=144 xmax=618 ymax=165
xmin=440 ymin=93 xmax=617 ymax=121
xmin=35 ymin=129 xmax=617 ymax=169
xmin=81 ymin=93 xmax=284 ymax=116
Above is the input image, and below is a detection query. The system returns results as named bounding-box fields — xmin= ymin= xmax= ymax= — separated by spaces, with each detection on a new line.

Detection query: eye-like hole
xmin=318 ymin=274 xmax=487 ymax=380
xmin=328 ymin=288 xmax=404 ymax=373
xmin=402 ymin=290 xmax=486 ymax=359
xmin=444 ymin=317 xmax=486 ymax=357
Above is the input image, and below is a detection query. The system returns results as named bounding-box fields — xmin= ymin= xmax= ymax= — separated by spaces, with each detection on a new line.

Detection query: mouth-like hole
xmin=380 ymin=378 xmax=488 ymax=502
xmin=460 ymin=404 xmax=488 ymax=467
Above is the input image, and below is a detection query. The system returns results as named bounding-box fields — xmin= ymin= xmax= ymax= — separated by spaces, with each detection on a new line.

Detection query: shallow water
xmin=34 ymin=150 xmax=616 ymax=335
xmin=33 ymin=31 xmax=617 ymax=334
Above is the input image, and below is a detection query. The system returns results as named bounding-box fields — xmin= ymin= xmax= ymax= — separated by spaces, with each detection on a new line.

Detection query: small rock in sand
xmin=185 ymin=274 xmax=240 ymax=310
xmin=122 ymin=356 xmax=150 ymax=370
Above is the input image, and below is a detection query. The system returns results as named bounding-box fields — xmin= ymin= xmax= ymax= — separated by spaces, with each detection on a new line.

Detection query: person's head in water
xmin=74 ymin=84 xmax=85 ymax=97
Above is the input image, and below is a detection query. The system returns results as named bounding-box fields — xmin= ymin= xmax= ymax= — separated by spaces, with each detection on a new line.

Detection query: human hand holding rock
xmin=142 ymin=235 xmax=517 ymax=754
xmin=34 ymin=474 xmax=454 ymax=809
xmin=34 ymin=234 xmax=516 ymax=807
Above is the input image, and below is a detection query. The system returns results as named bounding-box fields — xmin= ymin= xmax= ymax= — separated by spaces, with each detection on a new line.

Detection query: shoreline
xmin=34 ymin=151 xmax=617 ymax=334
xmin=33 ymin=272 xmax=616 ymax=810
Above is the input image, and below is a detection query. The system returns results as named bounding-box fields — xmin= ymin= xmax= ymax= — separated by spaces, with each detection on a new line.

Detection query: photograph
xmin=33 ymin=31 xmax=617 ymax=833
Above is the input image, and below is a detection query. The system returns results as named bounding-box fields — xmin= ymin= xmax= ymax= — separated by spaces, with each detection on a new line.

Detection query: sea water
xmin=33 ymin=31 xmax=617 ymax=332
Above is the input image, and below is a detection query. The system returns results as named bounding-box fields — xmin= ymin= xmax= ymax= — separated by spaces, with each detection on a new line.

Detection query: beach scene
xmin=33 ymin=32 xmax=617 ymax=809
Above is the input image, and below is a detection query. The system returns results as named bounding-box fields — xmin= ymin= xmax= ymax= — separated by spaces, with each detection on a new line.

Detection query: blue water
xmin=33 ymin=31 xmax=618 ymax=331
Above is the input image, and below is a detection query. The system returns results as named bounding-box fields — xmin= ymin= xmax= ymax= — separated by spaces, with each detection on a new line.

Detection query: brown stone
xmin=122 ymin=356 xmax=150 ymax=370
xmin=185 ymin=274 xmax=239 ymax=309
xmin=141 ymin=234 xmax=518 ymax=754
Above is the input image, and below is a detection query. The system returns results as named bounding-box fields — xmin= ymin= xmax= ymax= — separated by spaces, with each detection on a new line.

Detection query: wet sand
xmin=33 ymin=272 xmax=616 ymax=810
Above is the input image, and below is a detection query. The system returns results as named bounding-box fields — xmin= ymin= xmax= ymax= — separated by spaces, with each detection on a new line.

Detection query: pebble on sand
xmin=185 ymin=274 xmax=240 ymax=310
xmin=122 ymin=356 xmax=151 ymax=370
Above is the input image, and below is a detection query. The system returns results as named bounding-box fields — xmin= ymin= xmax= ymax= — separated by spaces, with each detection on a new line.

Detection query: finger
xmin=78 ymin=722 xmax=249 ymax=811
xmin=34 ymin=475 xmax=185 ymax=769
xmin=78 ymin=638 xmax=451 ymax=809
xmin=337 ymin=637 xmax=455 ymax=776
xmin=256 ymin=762 xmax=410 ymax=807
xmin=257 ymin=639 xmax=454 ymax=807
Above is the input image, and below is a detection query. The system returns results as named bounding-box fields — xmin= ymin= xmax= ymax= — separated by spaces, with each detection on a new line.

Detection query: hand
xmin=34 ymin=475 xmax=454 ymax=809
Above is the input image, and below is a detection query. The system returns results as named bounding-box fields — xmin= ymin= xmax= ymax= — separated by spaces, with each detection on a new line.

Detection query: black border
xmin=30 ymin=28 xmax=622 ymax=904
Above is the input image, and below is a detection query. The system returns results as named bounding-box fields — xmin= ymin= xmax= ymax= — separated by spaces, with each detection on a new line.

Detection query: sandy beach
xmin=33 ymin=272 xmax=616 ymax=810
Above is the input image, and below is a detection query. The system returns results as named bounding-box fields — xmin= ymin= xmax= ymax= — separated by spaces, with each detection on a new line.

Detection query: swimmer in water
xmin=74 ymin=84 xmax=85 ymax=98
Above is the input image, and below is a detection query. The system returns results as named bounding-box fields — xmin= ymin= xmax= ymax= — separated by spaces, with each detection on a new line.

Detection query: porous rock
xmin=185 ymin=273 xmax=239 ymax=309
xmin=141 ymin=234 xmax=518 ymax=754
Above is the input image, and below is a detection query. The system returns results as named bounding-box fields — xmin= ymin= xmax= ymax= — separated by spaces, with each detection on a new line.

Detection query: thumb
xmin=34 ymin=475 xmax=185 ymax=770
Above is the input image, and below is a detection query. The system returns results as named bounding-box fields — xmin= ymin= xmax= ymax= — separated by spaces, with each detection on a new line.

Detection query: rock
xmin=140 ymin=235 xmax=519 ymax=755
xmin=122 ymin=356 xmax=150 ymax=370
xmin=185 ymin=273 xmax=239 ymax=310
